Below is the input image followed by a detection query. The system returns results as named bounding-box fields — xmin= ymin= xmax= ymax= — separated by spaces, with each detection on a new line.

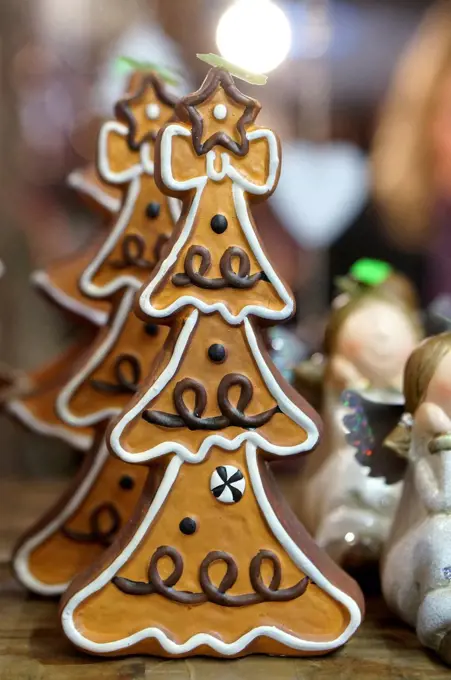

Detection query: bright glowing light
xmin=216 ymin=0 xmax=292 ymax=74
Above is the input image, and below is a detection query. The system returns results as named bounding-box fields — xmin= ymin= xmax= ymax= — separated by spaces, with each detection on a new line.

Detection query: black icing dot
xmin=210 ymin=214 xmax=228 ymax=234
xmin=146 ymin=202 xmax=161 ymax=219
xmin=179 ymin=517 xmax=197 ymax=535
xmin=119 ymin=475 xmax=135 ymax=491
xmin=144 ymin=323 xmax=159 ymax=337
xmin=208 ymin=343 xmax=226 ymax=363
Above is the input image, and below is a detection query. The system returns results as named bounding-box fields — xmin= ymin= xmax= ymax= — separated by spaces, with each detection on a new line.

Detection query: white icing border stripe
xmin=6 ymin=400 xmax=92 ymax=451
xmin=66 ymin=170 xmax=121 ymax=214
xmin=79 ymin=177 xmax=143 ymax=298
xmin=246 ymin=443 xmax=362 ymax=648
xmin=56 ymin=288 xmax=135 ymax=427
xmin=31 ymin=270 xmax=109 ymax=327
xmin=98 ymin=121 xmax=144 ymax=184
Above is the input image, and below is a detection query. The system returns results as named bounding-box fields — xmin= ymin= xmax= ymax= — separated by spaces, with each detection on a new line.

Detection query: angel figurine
xmin=297 ymin=259 xmax=423 ymax=566
xmin=382 ymin=332 xmax=451 ymax=664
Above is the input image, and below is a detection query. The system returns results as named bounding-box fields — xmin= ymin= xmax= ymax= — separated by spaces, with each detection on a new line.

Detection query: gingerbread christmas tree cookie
xmin=60 ymin=67 xmax=363 ymax=658
xmin=6 ymin=69 xmax=178 ymax=451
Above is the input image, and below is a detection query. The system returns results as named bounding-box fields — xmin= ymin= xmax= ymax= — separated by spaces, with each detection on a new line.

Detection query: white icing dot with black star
xmin=210 ymin=465 xmax=245 ymax=504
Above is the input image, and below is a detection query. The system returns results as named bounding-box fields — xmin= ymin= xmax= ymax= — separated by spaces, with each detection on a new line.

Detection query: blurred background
xmin=0 ymin=0 xmax=449 ymax=478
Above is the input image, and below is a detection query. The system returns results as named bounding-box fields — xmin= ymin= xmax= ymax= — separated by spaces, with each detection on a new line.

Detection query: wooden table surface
xmin=1 ymin=480 xmax=449 ymax=680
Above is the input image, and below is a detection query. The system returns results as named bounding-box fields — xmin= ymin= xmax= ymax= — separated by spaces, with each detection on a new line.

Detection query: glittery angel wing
xmin=341 ymin=390 xmax=407 ymax=485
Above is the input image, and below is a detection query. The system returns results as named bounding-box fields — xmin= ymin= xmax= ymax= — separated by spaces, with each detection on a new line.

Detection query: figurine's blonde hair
xmin=324 ymin=273 xmax=421 ymax=358
xmin=385 ymin=333 xmax=451 ymax=456
xmin=372 ymin=1 xmax=451 ymax=248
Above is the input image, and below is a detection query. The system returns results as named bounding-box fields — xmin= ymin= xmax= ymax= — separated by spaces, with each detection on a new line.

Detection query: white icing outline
xmin=213 ymin=103 xmax=227 ymax=120
xmin=110 ymin=309 xmax=318 ymax=464
xmin=168 ymin=196 xmax=182 ymax=225
xmin=98 ymin=121 xmax=147 ymax=184
xmin=6 ymin=399 xmax=92 ymax=451
xmin=79 ymin=176 xmax=142 ymax=298
xmin=56 ymin=288 xmax=135 ymax=427
xmin=66 ymin=170 xmax=121 ymax=214
xmin=79 ymin=121 xmax=179 ymax=298
xmin=31 ymin=269 xmax=109 ymax=327
xmin=13 ymin=440 xmax=110 ymax=595
xmin=138 ymin=125 xmax=293 ymax=325
xmin=60 ymin=447 xmax=361 ymax=654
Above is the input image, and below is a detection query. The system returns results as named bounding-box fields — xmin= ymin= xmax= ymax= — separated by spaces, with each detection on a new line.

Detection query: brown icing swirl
xmin=62 ymin=502 xmax=121 ymax=546
xmin=142 ymin=374 xmax=280 ymax=431
xmin=250 ymin=550 xmax=310 ymax=601
xmin=111 ymin=234 xmax=154 ymax=270
xmin=172 ymin=245 xmax=265 ymax=290
xmin=90 ymin=354 xmax=141 ymax=395
xmin=113 ymin=545 xmax=310 ymax=606
xmin=217 ymin=374 xmax=280 ymax=428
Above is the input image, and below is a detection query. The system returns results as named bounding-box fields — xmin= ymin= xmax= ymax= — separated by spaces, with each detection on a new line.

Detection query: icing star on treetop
xmin=115 ymin=73 xmax=178 ymax=151
xmin=175 ymin=68 xmax=261 ymax=157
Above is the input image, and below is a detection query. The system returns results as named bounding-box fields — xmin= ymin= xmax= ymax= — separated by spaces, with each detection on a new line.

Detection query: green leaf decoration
xmin=349 ymin=259 xmax=393 ymax=287
xmin=197 ymin=53 xmax=267 ymax=85
xmin=116 ymin=56 xmax=179 ymax=85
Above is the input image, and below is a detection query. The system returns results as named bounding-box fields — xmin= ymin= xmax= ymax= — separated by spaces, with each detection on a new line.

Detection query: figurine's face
xmin=431 ymin=69 xmax=451 ymax=198
xmin=337 ymin=299 xmax=418 ymax=389
xmin=425 ymin=350 xmax=451 ymax=420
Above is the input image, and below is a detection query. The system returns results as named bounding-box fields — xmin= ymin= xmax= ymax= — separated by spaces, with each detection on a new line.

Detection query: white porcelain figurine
xmin=382 ymin=332 xmax=451 ymax=664
xmin=297 ymin=260 xmax=423 ymax=567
